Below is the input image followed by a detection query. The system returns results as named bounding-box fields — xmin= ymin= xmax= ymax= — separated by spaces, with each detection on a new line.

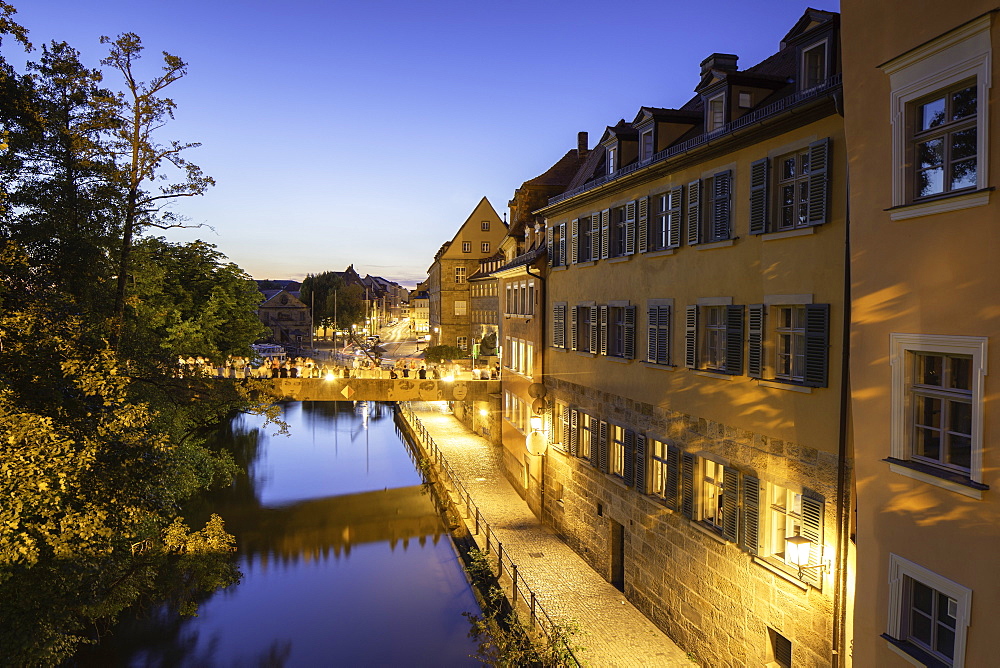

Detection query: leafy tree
xmin=424 ymin=344 xmax=466 ymax=363
xmin=301 ymin=271 xmax=367 ymax=329
xmin=97 ymin=32 xmax=215 ymax=345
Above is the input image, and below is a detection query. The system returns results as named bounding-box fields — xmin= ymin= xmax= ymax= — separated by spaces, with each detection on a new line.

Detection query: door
xmin=609 ymin=519 xmax=625 ymax=592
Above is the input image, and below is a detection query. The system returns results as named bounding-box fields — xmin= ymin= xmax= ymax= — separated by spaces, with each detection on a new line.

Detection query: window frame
xmin=481 ymin=241 xmax=491 ymax=254
xmin=889 ymin=333 xmax=987 ymax=491
xmin=909 ymin=81 xmax=978 ymax=201
xmin=886 ymin=554 xmax=972 ymax=668
xmin=454 ymin=266 xmax=466 ymax=284
xmin=882 ymin=15 xmax=990 ymax=216
xmin=481 ymin=221 xmax=490 ymax=231
xmin=707 ymin=92 xmax=726 ymax=132
xmin=646 ymin=300 xmax=673 ymax=366
xmin=462 ymin=241 xmax=472 ymax=253
xmin=800 ymin=39 xmax=829 ymax=90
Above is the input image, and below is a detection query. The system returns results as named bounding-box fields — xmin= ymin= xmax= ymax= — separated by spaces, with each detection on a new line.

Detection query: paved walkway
xmin=405 ymin=402 xmax=691 ymax=668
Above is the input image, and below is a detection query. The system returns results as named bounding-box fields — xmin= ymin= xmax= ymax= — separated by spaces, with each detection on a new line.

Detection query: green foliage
xmin=462 ymin=551 xmax=583 ymax=667
xmin=301 ymin=271 xmax=367 ymax=328
xmin=424 ymin=344 xmax=467 ymax=363
xmin=0 ymin=8 xmax=277 ymax=662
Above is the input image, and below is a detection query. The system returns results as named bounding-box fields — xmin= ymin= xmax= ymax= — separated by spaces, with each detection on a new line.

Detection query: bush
xmin=424 ymin=345 xmax=466 ymax=364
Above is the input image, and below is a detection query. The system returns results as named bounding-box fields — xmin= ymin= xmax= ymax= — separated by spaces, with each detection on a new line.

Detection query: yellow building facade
xmin=535 ymin=11 xmax=852 ymax=666
xmin=843 ymin=3 xmax=999 ymax=667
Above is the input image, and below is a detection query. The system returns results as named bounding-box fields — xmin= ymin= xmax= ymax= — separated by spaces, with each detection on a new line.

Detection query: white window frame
xmin=881 ymin=15 xmax=991 ymax=218
xmin=481 ymin=241 xmax=490 ymax=253
xmin=454 ymin=266 xmax=466 ymax=284
xmin=707 ymin=93 xmax=725 ymax=132
xmin=454 ymin=300 xmax=467 ymax=316
xmin=609 ymin=425 xmax=625 ymax=477
xmin=457 ymin=336 xmax=468 ymax=351
xmin=886 ymin=553 xmax=972 ymax=668
xmin=889 ymin=333 xmax=987 ymax=492
xmin=462 ymin=241 xmax=472 ymax=253
xmin=481 ymin=221 xmax=490 ymax=231
xmin=800 ymin=38 xmax=829 ymax=90
xmin=762 ymin=481 xmax=803 ymax=567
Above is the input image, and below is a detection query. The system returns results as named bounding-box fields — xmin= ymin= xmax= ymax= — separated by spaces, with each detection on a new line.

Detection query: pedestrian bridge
xmin=268 ymin=377 xmax=500 ymax=403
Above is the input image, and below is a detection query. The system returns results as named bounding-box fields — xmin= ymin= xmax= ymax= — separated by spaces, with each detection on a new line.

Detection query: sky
xmin=7 ymin=0 xmax=839 ymax=289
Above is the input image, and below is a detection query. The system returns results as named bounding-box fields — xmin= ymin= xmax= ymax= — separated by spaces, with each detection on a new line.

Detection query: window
xmin=640 ymin=130 xmax=654 ymax=161
xmin=749 ymin=139 xmax=831 ymax=234
xmin=481 ymin=221 xmax=490 ymax=231
xmin=652 ymin=188 xmax=682 ymax=251
xmin=609 ymin=425 xmax=626 ymax=477
xmin=552 ymin=303 xmax=566 ymax=348
xmin=701 ymin=459 xmax=726 ymax=531
xmin=686 ymin=303 xmax=743 ymax=375
xmin=577 ymin=216 xmax=592 ymax=262
xmin=886 ymin=554 xmax=972 ymax=668
xmin=738 ymin=91 xmax=753 ymax=108
xmin=801 ymin=41 xmax=827 ymax=89
xmin=889 ymin=334 xmax=986 ymax=492
xmin=768 ymin=629 xmax=793 ymax=668
xmin=647 ymin=438 xmax=679 ymax=506
xmin=607 ymin=146 xmax=617 ymax=174
xmin=454 ymin=267 xmax=466 ymax=284
xmin=646 ymin=302 xmax=672 ymax=365
xmin=747 ymin=302 xmax=830 ymax=386
xmin=481 ymin=241 xmax=490 ymax=253
xmin=707 ymin=93 xmax=725 ymax=131
xmin=462 ymin=241 xmax=472 ymax=253
xmin=687 ymin=171 xmax=732 ymax=244
xmin=911 ymin=82 xmax=978 ymax=200
xmin=577 ymin=412 xmax=592 ymax=460
xmin=572 ymin=305 xmax=595 ymax=353
xmin=547 ymin=222 xmax=567 ymax=267
xmin=454 ymin=300 xmax=467 ymax=316
xmin=611 ymin=206 xmax=627 ymax=257
xmin=607 ymin=305 xmax=636 ymax=359
xmin=457 ymin=336 xmax=468 ymax=351
xmin=882 ymin=15 xmax=990 ymax=215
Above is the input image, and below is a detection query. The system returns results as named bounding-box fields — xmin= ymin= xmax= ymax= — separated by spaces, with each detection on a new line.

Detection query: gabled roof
xmin=780 ymin=8 xmax=839 ymax=47
xmin=632 ymin=107 xmax=702 ymax=126
xmin=598 ymin=119 xmax=638 ymax=145
xmin=259 ymin=289 xmax=308 ymax=309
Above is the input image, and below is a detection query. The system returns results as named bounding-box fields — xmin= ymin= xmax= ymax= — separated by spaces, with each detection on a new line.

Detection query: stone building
xmin=257 ymin=289 xmax=311 ymax=346
xmin=533 ymin=10 xmax=851 ymax=666
xmin=842 ymin=3 xmax=998 ymax=667
xmin=409 ymin=281 xmax=430 ymax=335
xmin=426 ymin=197 xmax=507 ymax=351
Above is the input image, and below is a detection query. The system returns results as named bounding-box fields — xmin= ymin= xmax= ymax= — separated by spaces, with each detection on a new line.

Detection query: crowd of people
xmin=176 ymin=354 xmax=501 ymax=381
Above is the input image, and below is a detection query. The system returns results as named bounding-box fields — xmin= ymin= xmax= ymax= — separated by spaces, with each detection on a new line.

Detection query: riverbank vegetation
xmin=0 ymin=3 xmax=277 ymax=662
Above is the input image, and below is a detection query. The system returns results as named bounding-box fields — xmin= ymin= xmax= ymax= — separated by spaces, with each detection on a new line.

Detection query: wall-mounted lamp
xmin=529 ymin=415 xmax=543 ymax=431
xmin=785 ymin=535 xmax=827 ymax=579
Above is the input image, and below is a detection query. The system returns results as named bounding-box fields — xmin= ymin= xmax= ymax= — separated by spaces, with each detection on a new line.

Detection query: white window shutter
xmin=600 ymin=209 xmax=610 ymax=259
xmin=668 ymin=186 xmax=683 ymax=248
xmin=570 ymin=218 xmax=579 ymax=264
xmin=625 ymin=200 xmax=636 ymax=255
xmin=686 ymin=180 xmax=701 ymax=245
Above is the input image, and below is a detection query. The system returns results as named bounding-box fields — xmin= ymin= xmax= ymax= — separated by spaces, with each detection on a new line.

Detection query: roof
xmin=486 ymin=243 xmax=546 ymax=277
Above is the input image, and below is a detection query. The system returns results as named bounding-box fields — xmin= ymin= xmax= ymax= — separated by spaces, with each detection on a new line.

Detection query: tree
xmin=96 ymin=32 xmax=214 ymax=346
xmin=300 ymin=271 xmax=367 ymax=330
xmin=2 ymin=41 xmax=121 ymax=314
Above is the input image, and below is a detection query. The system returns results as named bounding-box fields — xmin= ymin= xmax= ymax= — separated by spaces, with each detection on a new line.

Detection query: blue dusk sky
xmin=8 ymin=0 xmax=838 ymax=289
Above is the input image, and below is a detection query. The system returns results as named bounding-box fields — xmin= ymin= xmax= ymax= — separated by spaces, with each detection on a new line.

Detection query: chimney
xmin=700 ymin=53 xmax=739 ymax=77
xmin=578 ymin=131 xmax=588 ymax=154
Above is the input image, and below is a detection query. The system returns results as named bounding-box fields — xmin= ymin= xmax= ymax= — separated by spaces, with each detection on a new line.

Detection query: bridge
xmin=268 ymin=377 xmax=500 ymax=403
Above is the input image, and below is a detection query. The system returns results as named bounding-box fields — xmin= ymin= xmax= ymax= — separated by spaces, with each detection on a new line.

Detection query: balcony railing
xmin=547 ymin=73 xmax=843 ymax=206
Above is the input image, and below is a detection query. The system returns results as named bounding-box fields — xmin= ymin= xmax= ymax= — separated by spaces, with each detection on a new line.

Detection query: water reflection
xmin=77 ymin=402 xmax=479 ymax=667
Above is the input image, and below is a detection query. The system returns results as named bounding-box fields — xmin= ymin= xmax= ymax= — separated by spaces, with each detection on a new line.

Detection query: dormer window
xmin=640 ymin=130 xmax=654 ymax=161
xmin=607 ymin=146 xmax=618 ymax=174
xmin=801 ymin=41 xmax=827 ymax=89
xmin=707 ymin=94 xmax=726 ymax=132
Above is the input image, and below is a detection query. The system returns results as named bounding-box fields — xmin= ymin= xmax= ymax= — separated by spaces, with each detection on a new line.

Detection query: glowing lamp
xmin=479 ymin=408 xmax=489 ymax=417
xmin=785 ymin=535 xmax=812 ymax=567
xmin=529 ymin=415 xmax=543 ymax=431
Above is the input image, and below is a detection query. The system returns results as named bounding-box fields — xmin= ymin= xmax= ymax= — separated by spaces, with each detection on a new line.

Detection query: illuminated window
xmin=609 ymin=425 xmax=625 ymax=477
xmin=454 ymin=267 xmax=466 ymax=284
xmin=701 ymin=459 xmax=726 ymax=531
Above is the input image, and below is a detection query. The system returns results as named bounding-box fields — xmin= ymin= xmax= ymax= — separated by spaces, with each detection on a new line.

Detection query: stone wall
xmin=540 ymin=377 xmax=840 ymax=667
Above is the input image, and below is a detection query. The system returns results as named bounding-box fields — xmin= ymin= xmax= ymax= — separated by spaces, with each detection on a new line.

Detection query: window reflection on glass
xmin=910 ymin=353 xmax=973 ymax=473
xmin=912 ymin=82 xmax=977 ymax=199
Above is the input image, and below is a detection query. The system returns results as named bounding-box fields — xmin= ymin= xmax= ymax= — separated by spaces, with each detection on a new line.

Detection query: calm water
xmin=81 ymin=401 xmax=480 ymax=666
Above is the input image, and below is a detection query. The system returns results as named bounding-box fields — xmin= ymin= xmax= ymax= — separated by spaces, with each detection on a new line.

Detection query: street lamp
xmin=785 ymin=535 xmax=827 ymax=579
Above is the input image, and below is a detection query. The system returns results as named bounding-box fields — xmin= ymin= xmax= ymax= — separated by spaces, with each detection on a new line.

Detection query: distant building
xmin=426 ymin=198 xmax=507 ymax=351
xmin=257 ymin=289 xmax=311 ymax=346
xmin=410 ymin=281 xmax=430 ymax=334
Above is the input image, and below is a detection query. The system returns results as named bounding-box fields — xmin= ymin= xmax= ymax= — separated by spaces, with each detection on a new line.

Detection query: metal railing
xmin=547 ymin=74 xmax=843 ymax=206
xmin=395 ymin=402 xmax=582 ymax=667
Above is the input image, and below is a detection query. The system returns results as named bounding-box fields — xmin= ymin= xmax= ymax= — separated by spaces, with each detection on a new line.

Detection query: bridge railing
xmin=396 ymin=402 xmax=582 ymax=667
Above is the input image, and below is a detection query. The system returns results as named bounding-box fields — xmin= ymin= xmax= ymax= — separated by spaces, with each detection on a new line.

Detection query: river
xmin=78 ymin=401 xmax=481 ymax=666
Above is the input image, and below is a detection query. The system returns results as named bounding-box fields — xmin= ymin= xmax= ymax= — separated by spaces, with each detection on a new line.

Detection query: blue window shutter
xmin=623 ymin=430 xmax=635 ymax=485
xmin=749 ymin=158 xmax=770 ymax=234
xmin=725 ymin=304 xmax=744 ymax=375
xmin=623 ymin=306 xmax=636 ymax=359
xmin=634 ymin=435 xmax=647 ymax=494
xmin=684 ymin=305 xmax=698 ymax=369
xmin=569 ymin=409 xmax=579 ymax=457
xmin=804 ymin=304 xmax=830 ymax=387
xmin=637 ymin=197 xmax=649 ymax=253
xmin=589 ymin=416 xmax=600 ymax=469
xmin=747 ymin=304 xmax=765 ymax=378
xmin=741 ymin=476 xmax=761 ymax=555
xmin=680 ymin=452 xmax=695 ymax=519
xmin=712 ymin=170 xmax=733 ymax=241
xmin=668 ymin=186 xmax=683 ymax=248
xmin=722 ymin=466 xmax=740 ymax=542
xmin=598 ymin=305 xmax=608 ymax=356
xmin=599 ymin=421 xmax=609 ymax=473
xmin=807 ymin=138 xmax=830 ymax=226
xmin=666 ymin=445 xmax=681 ymax=510
xmin=625 ymin=200 xmax=637 ymax=255
xmin=570 ymin=218 xmax=579 ymax=264
xmin=800 ymin=495 xmax=825 ymax=586
xmin=686 ymin=180 xmax=701 ymax=245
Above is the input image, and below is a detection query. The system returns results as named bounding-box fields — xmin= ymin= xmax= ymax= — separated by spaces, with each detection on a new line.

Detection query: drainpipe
xmin=832 ymin=167 xmax=852 ymax=668
xmin=526 ymin=245 xmax=547 ymax=513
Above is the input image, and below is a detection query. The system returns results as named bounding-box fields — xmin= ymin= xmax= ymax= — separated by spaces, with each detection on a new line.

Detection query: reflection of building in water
xmin=227 ymin=485 xmax=445 ymax=568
